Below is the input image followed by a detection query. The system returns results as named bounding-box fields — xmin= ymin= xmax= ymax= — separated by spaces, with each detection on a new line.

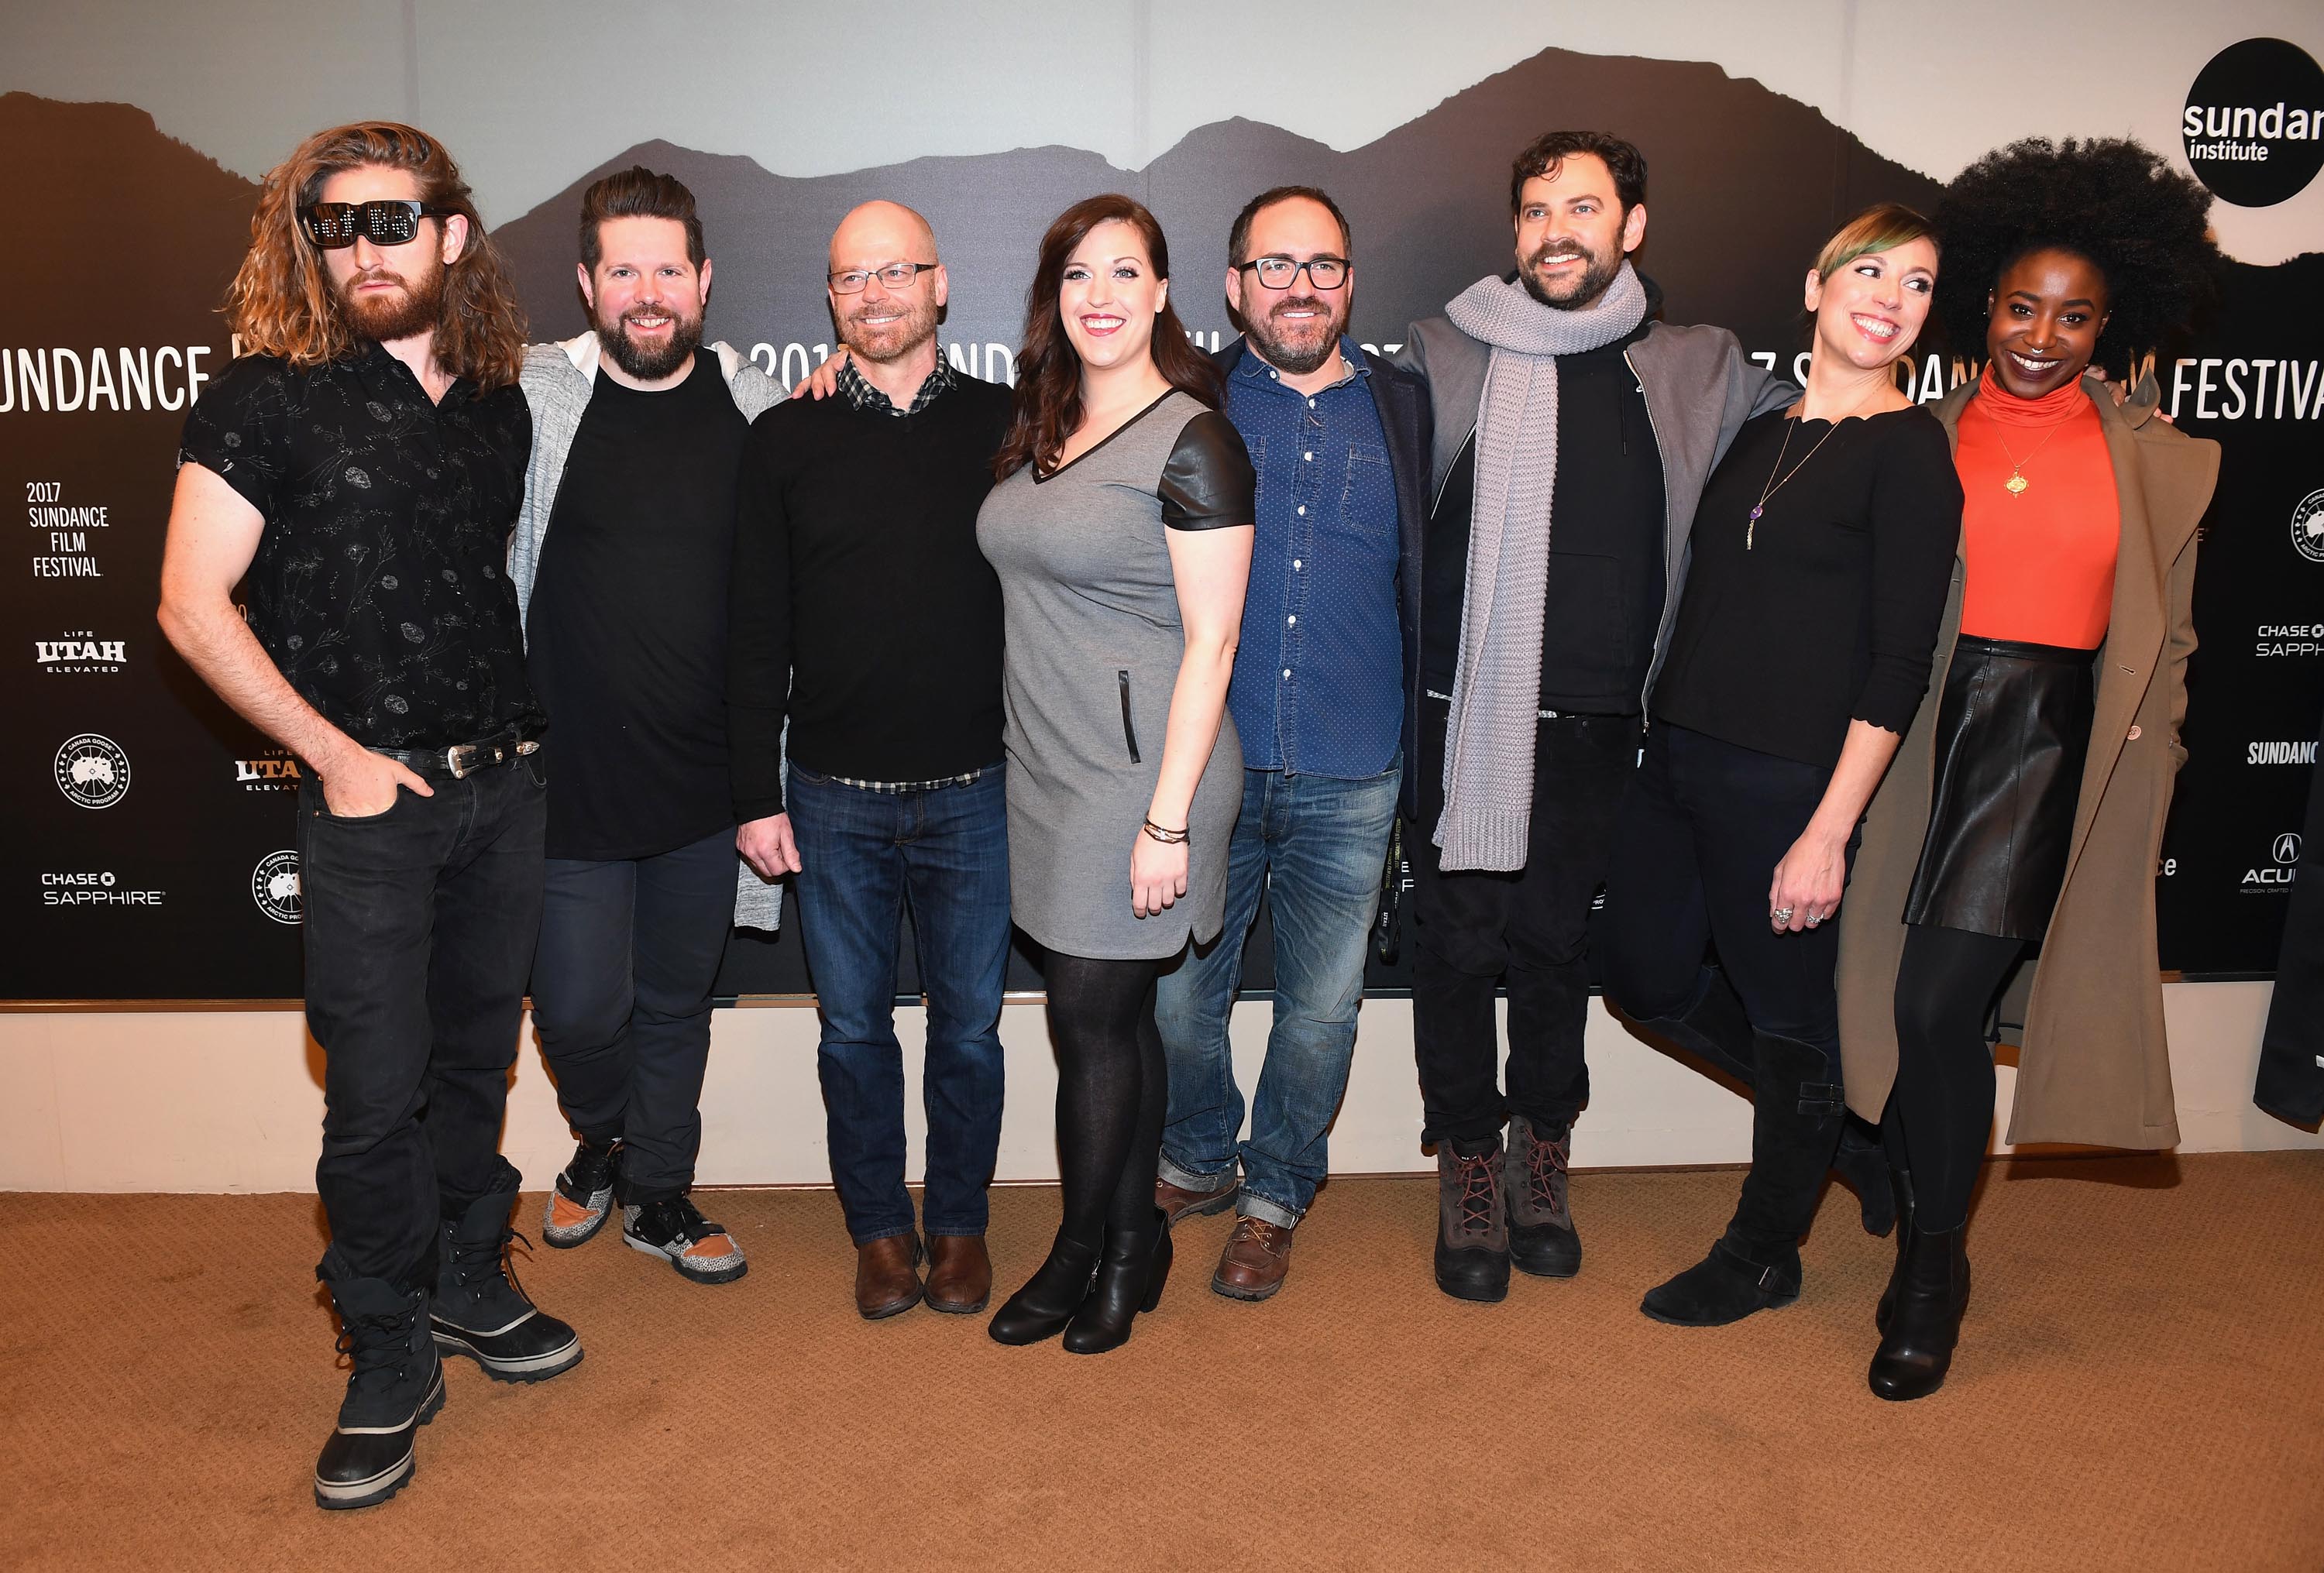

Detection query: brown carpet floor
xmin=4 ymin=1154 xmax=2321 ymax=1571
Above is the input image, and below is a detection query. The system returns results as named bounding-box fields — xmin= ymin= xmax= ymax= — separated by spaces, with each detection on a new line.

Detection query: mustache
xmin=346 ymin=267 xmax=407 ymax=290
xmin=1268 ymin=294 xmax=1336 ymax=321
xmin=1528 ymin=244 xmax=1590 ymax=267
xmin=621 ymin=303 xmax=689 ymax=325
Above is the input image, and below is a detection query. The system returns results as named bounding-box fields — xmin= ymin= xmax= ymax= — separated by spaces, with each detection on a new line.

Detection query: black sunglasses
xmin=299 ymin=200 xmax=456 ymax=250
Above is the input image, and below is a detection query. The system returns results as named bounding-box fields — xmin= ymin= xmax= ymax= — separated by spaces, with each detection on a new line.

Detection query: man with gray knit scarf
xmin=1394 ymin=131 xmax=1791 ymax=1303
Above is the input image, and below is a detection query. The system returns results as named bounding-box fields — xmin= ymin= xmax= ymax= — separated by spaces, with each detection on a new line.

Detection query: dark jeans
xmin=1597 ymin=723 xmax=1852 ymax=1080
xmin=1154 ymin=762 xmax=1401 ymax=1224
xmin=532 ymin=826 xmax=737 ymax=1206
xmin=788 ymin=763 xmax=1011 ymax=1244
xmin=1409 ymin=699 xmax=1639 ymax=1146
xmin=298 ymin=753 xmax=548 ymax=1290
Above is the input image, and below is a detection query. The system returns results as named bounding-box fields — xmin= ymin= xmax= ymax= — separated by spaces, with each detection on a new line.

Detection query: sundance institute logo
xmin=53 ymin=733 xmax=129 ymax=809
xmin=251 ymin=850 xmax=302 ymax=926
xmin=2183 ymin=37 xmax=2324 ymax=207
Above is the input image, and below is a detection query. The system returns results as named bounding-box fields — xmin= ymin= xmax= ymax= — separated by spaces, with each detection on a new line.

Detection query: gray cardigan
xmin=511 ymin=332 xmax=788 ymax=931
xmin=1394 ymin=314 xmax=1795 ymax=713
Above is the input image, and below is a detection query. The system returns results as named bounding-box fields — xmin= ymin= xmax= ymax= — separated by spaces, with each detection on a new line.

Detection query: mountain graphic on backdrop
xmin=490 ymin=46 xmax=1948 ymax=366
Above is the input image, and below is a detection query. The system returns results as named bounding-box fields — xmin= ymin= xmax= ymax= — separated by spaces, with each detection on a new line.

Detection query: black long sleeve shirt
xmin=727 ymin=375 xmax=1011 ymax=818
xmin=1651 ymin=405 xmax=1961 ymax=768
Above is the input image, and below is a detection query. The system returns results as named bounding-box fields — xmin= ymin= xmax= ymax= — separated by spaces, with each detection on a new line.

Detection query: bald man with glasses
xmin=730 ymin=202 xmax=1016 ymax=1321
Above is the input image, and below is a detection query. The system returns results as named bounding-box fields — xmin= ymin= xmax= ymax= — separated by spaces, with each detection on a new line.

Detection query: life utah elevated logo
xmin=2184 ymin=38 xmax=2324 ymax=207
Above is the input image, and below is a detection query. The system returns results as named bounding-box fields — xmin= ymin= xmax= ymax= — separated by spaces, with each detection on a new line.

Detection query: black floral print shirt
xmin=179 ymin=344 xmax=541 ymax=749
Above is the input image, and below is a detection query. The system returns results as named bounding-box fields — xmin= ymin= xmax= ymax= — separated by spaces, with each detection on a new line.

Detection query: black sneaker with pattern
xmin=1505 ymin=1114 xmax=1583 ymax=1278
xmin=623 ymin=1193 xmax=749 ymax=1285
xmin=315 ymin=1255 xmax=445 ymax=1511
xmin=1433 ymin=1136 xmax=1511 ymax=1303
xmin=541 ymin=1138 xmax=621 ymax=1248
xmin=431 ymin=1173 xmax=585 ymax=1382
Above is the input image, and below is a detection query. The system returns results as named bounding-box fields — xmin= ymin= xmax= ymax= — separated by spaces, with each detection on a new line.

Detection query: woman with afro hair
xmin=1835 ymin=137 xmax=2222 ymax=1401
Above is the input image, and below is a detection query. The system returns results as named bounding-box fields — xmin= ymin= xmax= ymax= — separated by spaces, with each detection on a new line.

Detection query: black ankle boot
xmin=431 ymin=1168 xmax=583 ymax=1383
xmin=1876 ymin=1163 xmax=1917 ymax=1333
xmin=1063 ymin=1208 xmax=1174 ymax=1355
xmin=1834 ymin=1118 xmax=1896 ymax=1237
xmin=1869 ymin=1222 xmax=1970 ymax=1401
xmin=315 ymin=1253 xmax=443 ymax=1510
xmin=988 ymin=1231 xmax=1101 ymax=1345
xmin=1642 ymin=1031 xmax=1840 ymax=1328
xmin=1640 ymin=1231 xmax=1802 ymax=1325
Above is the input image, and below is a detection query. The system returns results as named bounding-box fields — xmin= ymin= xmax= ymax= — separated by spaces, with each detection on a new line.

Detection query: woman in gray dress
xmin=978 ymin=194 xmax=1256 ymax=1354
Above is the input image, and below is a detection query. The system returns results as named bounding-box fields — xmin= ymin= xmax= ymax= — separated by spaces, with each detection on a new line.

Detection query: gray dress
xmin=975 ymin=391 xmax=1256 ymax=960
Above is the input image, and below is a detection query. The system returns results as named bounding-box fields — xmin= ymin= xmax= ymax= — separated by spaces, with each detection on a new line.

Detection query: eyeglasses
xmin=828 ymin=262 xmax=939 ymax=295
xmin=299 ymin=200 xmax=456 ymax=250
xmin=1234 ymin=256 xmax=1350 ymax=291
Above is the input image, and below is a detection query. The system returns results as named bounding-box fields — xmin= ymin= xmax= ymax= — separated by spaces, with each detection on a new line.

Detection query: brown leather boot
xmin=1155 ymin=1174 xmax=1239 ymax=1227
xmin=1210 ymin=1215 xmax=1294 ymax=1301
xmin=923 ymin=1235 xmax=992 ymax=1314
xmin=854 ymin=1234 xmax=924 ymax=1321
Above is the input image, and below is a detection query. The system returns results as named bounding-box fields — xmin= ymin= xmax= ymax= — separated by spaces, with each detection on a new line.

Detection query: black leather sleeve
xmin=1158 ymin=410 xmax=1256 ymax=531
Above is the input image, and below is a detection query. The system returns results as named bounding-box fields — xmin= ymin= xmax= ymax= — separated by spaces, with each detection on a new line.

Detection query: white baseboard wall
xmin=1 ymin=983 xmax=2314 ymax=1194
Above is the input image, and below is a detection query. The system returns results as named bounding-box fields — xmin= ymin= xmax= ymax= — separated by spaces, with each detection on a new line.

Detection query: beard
xmin=596 ymin=298 xmax=704 ymax=382
xmin=336 ymin=256 xmax=449 ymax=342
xmin=1519 ymin=240 xmax=1624 ymax=311
xmin=1242 ymin=292 xmax=1346 ymax=376
xmin=841 ymin=292 xmax=939 ymax=364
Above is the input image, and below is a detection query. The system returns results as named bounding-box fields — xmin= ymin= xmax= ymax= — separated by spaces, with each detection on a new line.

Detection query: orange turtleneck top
xmin=1953 ymin=366 xmax=2119 ymax=649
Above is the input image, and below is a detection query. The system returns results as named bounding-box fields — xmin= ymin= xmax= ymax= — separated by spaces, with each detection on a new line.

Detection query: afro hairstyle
xmin=1934 ymin=137 xmax=2219 ymax=375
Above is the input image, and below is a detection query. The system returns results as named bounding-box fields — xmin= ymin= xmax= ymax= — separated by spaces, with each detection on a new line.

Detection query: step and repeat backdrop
xmin=3 ymin=40 xmax=2319 ymax=1001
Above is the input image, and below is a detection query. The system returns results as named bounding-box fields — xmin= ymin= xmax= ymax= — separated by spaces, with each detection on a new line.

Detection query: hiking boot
xmin=624 ymin=1193 xmax=750 ymax=1286
xmin=1505 ymin=1114 xmax=1582 ymax=1279
xmin=1212 ymin=1214 xmax=1294 ymax=1301
xmin=315 ymin=1258 xmax=444 ymax=1511
xmin=1433 ymin=1138 xmax=1510 ymax=1303
xmin=431 ymin=1173 xmax=585 ymax=1382
xmin=541 ymin=1139 xmax=621 ymax=1248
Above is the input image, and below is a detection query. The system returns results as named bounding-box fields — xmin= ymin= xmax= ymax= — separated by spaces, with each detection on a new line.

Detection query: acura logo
xmin=2277 ymin=832 xmax=2304 ymax=864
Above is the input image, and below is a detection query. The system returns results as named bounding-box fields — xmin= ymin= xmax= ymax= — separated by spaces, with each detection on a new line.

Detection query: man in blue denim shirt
xmin=1153 ymin=187 xmax=1431 ymax=1300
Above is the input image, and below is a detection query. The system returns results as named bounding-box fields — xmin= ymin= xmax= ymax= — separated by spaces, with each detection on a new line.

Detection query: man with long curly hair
xmin=159 ymin=122 xmax=581 ymax=1511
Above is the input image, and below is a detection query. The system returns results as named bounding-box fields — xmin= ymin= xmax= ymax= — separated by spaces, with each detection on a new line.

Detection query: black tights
xmin=1887 ymin=923 xmax=2026 ymax=1232
xmin=1043 ymin=953 xmax=1168 ymax=1249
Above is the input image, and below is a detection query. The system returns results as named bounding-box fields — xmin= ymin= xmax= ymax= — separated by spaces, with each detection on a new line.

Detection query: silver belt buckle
xmin=444 ymin=743 xmax=476 ymax=778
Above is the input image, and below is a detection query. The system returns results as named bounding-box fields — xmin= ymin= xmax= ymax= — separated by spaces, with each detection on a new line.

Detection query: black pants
xmin=1890 ymin=923 xmax=2025 ymax=1231
xmin=1408 ymin=699 xmax=1640 ymax=1145
xmin=1043 ymin=953 xmax=1167 ymax=1247
xmin=532 ymin=826 xmax=737 ymax=1206
xmin=1597 ymin=725 xmax=1850 ymax=1081
xmin=298 ymin=754 xmax=547 ymax=1289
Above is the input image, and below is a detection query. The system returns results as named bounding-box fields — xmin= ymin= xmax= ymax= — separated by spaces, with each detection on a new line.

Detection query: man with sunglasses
xmin=1147 ymin=187 xmax=1429 ymax=1301
xmin=507 ymin=167 xmax=785 ymax=1286
xmin=162 ymin=122 xmax=576 ymax=1511
xmin=729 ymin=201 xmax=1014 ymax=1321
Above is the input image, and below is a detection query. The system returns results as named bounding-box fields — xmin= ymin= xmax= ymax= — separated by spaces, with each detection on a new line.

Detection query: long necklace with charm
xmin=1982 ymin=399 xmax=2078 ymax=498
xmin=1747 ymin=387 xmax=1882 ymax=548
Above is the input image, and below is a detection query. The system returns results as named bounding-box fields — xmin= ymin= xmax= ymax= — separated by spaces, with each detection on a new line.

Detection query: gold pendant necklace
xmin=1983 ymin=397 xmax=2079 ymax=498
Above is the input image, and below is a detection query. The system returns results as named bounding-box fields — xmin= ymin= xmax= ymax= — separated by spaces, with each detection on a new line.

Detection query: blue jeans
xmin=787 ymin=762 xmax=1010 ymax=1244
xmin=1154 ymin=762 xmax=1400 ymax=1227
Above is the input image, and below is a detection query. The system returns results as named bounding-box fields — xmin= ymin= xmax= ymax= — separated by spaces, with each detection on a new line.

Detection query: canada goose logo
xmin=2293 ymin=489 xmax=2324 ymax=565
xmin=251 ymin=850 xmax=302 ymax=925
xmin=53 ymin=733 xmax=129 ymax=809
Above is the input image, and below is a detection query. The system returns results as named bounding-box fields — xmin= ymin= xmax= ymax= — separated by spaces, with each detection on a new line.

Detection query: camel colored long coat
xmin=1836 ymin=380 xmax=2219 ymax=1150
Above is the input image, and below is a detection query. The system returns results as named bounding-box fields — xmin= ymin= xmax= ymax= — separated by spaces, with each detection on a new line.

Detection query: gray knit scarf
xmin=1435 ymin=263 xmax=1649 ymax=871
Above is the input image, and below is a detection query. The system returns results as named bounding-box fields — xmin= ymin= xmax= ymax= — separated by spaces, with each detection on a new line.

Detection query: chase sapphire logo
xmin=2183 ymin=38 xmax=2324 ymax=208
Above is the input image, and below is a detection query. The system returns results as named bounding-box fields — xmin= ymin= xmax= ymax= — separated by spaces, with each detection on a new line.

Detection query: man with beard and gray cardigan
xmin=1394 ymin=131 xmax=1792 ymax=1303
xmin=510 ymin=167 xmax=784 ymax=1286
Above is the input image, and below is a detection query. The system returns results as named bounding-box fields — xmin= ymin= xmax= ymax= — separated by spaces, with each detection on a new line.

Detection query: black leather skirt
xmin=1903 ymin=636 xmax=2098 ymax=941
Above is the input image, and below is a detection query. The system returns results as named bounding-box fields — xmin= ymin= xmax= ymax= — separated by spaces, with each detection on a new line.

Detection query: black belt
xmin=376 ymin=727 xmax=541 ymax=781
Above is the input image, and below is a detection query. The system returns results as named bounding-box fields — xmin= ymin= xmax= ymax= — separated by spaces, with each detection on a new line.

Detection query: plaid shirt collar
xmin=836 ymin=349 xmax=957 ymax=417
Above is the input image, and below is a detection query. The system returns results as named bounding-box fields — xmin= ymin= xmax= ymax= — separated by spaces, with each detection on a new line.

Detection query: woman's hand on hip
xmin=1769 ymin=828 xmax=1848 ymax=933
xmin=1131 ymin=832 xmax=1189 ymax=919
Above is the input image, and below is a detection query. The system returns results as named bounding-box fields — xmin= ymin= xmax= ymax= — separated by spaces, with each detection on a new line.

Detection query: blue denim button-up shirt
xmin=1223 ymin=337 xmax=1403 ymax=778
